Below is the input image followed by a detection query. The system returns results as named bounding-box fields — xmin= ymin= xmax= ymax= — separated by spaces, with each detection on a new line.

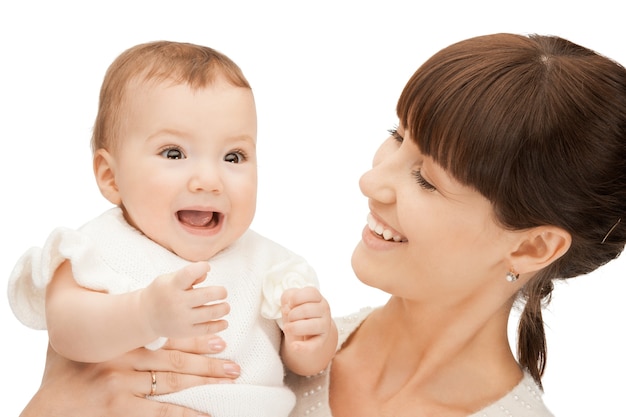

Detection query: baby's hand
xmin=140 ymin=262 xmax=229 ymax=339
xmin=280 ymin=287 xmax=333 ymax=353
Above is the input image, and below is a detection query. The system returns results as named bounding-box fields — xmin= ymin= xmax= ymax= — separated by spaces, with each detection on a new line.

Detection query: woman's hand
xmin=21 ymin=335 xmax=240 ymax=417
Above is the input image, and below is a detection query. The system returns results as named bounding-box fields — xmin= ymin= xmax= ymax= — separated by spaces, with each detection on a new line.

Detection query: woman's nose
xmin=359 ymin=153 xmax=397 ymax=205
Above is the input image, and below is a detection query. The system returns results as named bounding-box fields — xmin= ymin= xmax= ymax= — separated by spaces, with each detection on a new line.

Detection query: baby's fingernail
xmin=223 ymin=363 xmax=240 ymax=377
xmin=207 ymin=337 xmax=225 ymax=351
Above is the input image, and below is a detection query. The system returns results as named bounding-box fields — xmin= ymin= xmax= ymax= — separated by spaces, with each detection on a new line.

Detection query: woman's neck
xmin=339 ymin=294 xmax=522 ymax=413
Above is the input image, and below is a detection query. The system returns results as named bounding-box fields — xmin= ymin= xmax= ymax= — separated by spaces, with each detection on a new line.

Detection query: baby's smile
xmin=177 ymin=210 xmax=222 ymax=229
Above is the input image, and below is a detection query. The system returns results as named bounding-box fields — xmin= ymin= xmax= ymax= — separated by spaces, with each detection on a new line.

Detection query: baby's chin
xmin=172 ymin=245 xmax=227 ymax=263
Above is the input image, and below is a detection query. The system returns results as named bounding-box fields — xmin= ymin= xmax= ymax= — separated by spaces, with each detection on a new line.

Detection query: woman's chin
xmin=351 ymin=245 xmax=384 ymax=290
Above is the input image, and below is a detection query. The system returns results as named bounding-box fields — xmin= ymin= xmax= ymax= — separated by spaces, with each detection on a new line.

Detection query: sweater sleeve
xmin=7 ymin=226 xmax=96 ymax=330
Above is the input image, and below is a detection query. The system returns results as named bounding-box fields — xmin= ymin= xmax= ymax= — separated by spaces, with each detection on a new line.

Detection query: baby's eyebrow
xmin=227 ymin=134 xmax=257 ymax=147
xmin=145 ymin=128 xmax=190 ymax=142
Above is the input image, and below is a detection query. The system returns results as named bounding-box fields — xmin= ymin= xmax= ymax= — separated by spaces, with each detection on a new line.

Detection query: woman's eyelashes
xmin=388 ymin=127 xmax=403 ymax=143
xmin=412 ymin=169 xmax=437 ymax=191
xmin=387 ymin=128 xmax=435 ymax=191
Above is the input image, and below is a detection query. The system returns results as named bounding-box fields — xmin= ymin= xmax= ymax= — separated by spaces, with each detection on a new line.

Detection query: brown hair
xmin=397 ymin=33 xmax=626 ymax=387
xmin=91 ymin=41 xmax=250 ymax=153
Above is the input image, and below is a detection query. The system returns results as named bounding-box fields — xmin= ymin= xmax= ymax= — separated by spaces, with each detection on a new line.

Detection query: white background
xmin=1 ymin=1 xmax=624 ymax=415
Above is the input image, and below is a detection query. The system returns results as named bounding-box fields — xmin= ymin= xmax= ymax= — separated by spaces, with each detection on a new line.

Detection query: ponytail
xmin=517 ymin=276 xmax=554 ymax=389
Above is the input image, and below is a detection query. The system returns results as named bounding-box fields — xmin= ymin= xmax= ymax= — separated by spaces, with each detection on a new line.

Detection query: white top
xmin=8 ymin=207 xmax=319 ymax=417
xmin=286 ymin=308 xmax=555 ymax=417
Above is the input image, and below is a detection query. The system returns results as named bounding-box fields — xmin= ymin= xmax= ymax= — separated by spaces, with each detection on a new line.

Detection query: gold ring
xmin=149 ymin=371 xmax=157 ymax=396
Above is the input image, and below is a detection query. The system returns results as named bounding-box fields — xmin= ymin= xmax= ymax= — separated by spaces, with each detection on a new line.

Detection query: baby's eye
xmin=224 ymin=151 xmax=246 ymax=164
xmin=160 ymin=147 xmax=185 ymax=160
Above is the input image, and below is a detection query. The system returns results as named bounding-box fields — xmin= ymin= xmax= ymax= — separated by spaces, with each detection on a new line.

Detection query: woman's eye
xmin=412 ymin=170 xmax=437 ymax=191
xmin=160 ymin=147 xmax=185 ymax=160
xmin=224 ymin=151 xmax=246 ymax=164
xmin=388 ymin=127 xmax=404 ymax=143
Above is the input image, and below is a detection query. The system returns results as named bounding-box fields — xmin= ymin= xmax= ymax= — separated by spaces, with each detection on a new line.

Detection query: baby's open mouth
xmin=177 ymin=210 xmax=222 ymax=229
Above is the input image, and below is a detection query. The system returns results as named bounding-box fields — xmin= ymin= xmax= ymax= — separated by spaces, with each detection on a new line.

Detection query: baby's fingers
xmin=190 ymin=302 xmax=231 ymax=328
xmin=281 ymin=286 xmax=321 ymax=308
xmin=187 ymin=285 xmax=228 ymax=308
xmin=174 ymin=262 xmax=211 ymax=289
xmin=283 ymin=316 xmax=327 ymax=338
xmin=283 ymin=301 xmax=326 ymax=323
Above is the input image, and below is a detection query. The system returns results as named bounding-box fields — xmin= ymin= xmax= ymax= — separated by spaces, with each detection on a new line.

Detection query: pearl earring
xmin=505 ymin=270 xmax=519 ymax=282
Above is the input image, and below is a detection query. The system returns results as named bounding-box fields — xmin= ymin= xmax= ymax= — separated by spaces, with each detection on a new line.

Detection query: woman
xmin=20 ymin=33 xmax=626 ymax=417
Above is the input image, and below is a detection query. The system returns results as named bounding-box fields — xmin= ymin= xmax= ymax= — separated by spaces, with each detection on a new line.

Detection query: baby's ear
xmin=93 ymin=149 xmax=121 ymax=205
xmin=509 ymin=226 xmax=572 ymax=275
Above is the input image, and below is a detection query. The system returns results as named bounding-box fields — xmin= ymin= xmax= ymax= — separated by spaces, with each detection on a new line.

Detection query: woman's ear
xmin=509 ymin=226 xmax=572 ymax=275
xmin=93 ymin=149 xmax=122 ymax=205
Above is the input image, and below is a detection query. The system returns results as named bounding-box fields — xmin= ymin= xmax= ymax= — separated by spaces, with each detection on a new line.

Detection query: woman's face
xmin=351 ymin=126 xmax=515 ymax=307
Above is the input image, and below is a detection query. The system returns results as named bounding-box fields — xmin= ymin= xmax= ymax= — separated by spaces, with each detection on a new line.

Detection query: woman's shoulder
xmin=471 ymin=372 xmax=554 ymax=417
xmin=334 ymin=307 xmax=375 ymax=347
xmin=286 ymin=307 xmax=375 ymax=417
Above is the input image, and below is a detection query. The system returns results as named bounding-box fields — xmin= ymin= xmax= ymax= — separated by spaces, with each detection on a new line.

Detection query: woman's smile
xmin=366 ymin=213 xmax=407 ymax=242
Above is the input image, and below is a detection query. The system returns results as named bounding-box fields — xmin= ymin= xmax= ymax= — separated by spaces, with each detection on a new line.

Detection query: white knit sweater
xmin=8 ymin=207 xmax=319 ymax=417
xmin=286 ymin=308 xmax=555 ymax=417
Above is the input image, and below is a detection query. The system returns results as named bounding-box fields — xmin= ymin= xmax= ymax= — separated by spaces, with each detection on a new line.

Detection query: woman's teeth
xmin=367 ymin=214 xmax=405 ymax=242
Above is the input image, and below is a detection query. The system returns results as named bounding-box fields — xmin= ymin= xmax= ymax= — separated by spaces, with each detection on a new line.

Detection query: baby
xmin=8 ymin=41 xmax=337 ymax=417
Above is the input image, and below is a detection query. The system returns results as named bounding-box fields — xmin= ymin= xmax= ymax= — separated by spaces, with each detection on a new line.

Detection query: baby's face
xmin=109 ymin=78 xmax=258 ymax=261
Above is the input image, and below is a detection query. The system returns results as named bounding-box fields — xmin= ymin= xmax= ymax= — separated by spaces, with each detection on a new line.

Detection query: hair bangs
xmin=396 ymin=35 xmax=554 ymax=211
